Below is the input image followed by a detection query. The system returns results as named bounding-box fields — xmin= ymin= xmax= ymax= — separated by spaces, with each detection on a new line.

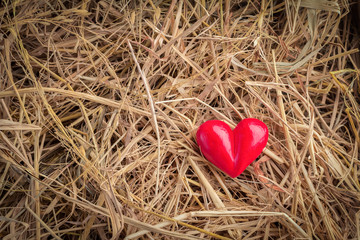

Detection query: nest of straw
xmin=0 ymin=0 xmax=359 ymax=239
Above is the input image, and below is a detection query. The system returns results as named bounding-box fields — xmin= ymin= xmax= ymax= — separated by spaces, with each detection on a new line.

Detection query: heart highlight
xmin=196 ymin=118 xmax=268 ymax=178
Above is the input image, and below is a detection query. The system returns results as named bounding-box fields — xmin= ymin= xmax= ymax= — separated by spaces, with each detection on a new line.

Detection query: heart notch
xmin=196 ymin=118 xmax=268 ymax=178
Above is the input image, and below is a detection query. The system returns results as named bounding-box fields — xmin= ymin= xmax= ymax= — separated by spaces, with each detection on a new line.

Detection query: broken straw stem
xmin=127 ymin=40 xmax=161 ymax=195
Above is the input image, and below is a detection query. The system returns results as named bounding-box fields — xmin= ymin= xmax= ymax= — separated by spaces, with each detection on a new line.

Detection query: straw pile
xmin=0 ymin=0 xmax=359 ymax=239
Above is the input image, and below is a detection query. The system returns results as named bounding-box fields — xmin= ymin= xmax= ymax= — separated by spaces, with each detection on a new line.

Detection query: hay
xmin=0 ymin=0 xmax=359 ymax=239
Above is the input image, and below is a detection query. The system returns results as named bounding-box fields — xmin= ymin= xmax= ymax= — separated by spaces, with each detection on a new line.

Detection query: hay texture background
xmin=0 ymin=0 xmax=360 ymax=239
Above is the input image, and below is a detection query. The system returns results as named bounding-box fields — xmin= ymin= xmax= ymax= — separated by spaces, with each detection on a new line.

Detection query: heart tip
xmin=228 ymin=170 xmax=245 ymax=178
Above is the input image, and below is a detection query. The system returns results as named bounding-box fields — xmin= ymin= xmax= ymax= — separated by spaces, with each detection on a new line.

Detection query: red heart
xmin=196 ymin=118 xmax=268 ymax=178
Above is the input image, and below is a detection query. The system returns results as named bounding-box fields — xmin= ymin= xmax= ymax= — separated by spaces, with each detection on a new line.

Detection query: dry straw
xmin=0 ymin=0 xmax=359 ymax=239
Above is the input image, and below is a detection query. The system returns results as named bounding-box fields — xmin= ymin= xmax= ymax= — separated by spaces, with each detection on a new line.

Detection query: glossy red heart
xmin=196 ymin=118 xmax=268 ymax=178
